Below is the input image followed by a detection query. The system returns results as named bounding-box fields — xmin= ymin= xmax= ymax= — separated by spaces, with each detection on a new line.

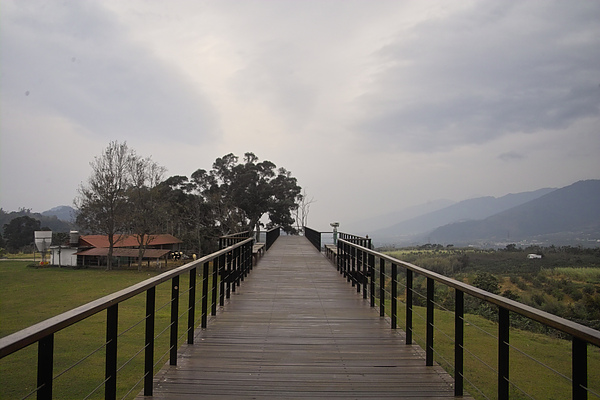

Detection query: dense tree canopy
xmin=157 ymin=152 xmax=303 ymax=253
xmin=192 ymin=152 xmax=302 ymax=235
xmin=3 ymin=215 xmax=41 ymax=252
xmin=75 ymin=145 xmax=303 ymax=261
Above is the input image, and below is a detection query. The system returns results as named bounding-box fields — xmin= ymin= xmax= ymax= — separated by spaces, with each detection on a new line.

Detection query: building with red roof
xmin=50 ymin=232 xmax=183 ymax=268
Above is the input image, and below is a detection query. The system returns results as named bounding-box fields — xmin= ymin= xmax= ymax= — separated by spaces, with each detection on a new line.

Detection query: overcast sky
xmin=1 ymin=0 xmax=599 ymax=232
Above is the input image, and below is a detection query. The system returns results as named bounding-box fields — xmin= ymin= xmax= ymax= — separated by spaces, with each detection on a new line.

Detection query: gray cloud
xmin=498 ymin=151 xmax=525 ymax=162
xmin=1 ymin=1 xmax=598 ymax=229
xmin=355 ymin=1 xmax=600 ymax=152
xmin=1 ymin=1 xmax=217 ymax=144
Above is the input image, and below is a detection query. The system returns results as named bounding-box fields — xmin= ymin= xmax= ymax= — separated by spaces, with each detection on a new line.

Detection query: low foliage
xmin=383 ymin=246 xmax=600 ymax=330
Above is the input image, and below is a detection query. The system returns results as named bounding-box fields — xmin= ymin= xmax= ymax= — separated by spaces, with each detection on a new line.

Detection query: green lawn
xmin=378 ymin=297 xmax=600 ymax=400
xmin=0 ymin=261 xmax=213 ymax=399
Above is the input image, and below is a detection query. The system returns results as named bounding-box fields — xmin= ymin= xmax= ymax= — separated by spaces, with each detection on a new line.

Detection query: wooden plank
xmin=138 ymin=236 xmax=470 ymax=399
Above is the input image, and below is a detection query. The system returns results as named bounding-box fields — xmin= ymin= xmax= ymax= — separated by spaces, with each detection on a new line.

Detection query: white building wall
xmin=50 ymin=247 xmax=78 ymax=266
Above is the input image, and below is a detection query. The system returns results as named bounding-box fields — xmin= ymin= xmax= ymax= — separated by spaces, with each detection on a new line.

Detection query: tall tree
xmin=294 ymin=189 xmax=315 ymax=233
xmin=192 ymin=152 xmax=303 ymax=237
xmin=75 ymin=141 xmax=132 ymax=270
xmin=127 ymin=154 xmax=167 ymax=270
xmin=2 ymin=215 xmax=41 ymax=252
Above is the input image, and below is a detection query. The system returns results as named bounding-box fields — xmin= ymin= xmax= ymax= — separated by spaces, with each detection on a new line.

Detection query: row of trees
xmin=75 ymin=142 xmax=303 ymax=269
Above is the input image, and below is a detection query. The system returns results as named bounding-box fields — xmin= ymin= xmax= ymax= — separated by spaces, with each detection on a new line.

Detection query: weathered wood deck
xmin=139 ymin=235 xmax=469 ymax=399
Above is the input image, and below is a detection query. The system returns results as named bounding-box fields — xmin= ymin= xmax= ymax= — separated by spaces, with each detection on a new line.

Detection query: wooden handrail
xmin=337 ymin=238 xmax=600 ymax=346
xmin=0 ymin=238 xmax=253 ymax=359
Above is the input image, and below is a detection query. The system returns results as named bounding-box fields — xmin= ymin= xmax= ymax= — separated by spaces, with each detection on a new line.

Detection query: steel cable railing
xmin=0 ymin=234 xmax=262 ymax=400
xmin=325 ymin=234 xmax=600 ymax=400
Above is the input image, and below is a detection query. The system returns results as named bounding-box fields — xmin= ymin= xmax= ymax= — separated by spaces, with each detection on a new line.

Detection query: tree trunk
xmin=138 ymin=233 xmax=146 ymax=272
xmin=107 ymin=233 xmax=114 ymax=270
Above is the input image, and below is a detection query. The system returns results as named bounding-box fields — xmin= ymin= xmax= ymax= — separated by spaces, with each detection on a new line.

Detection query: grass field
xmin=385 ymin=300 xmax=600 ymax=399
xmin=2 ymin=252 xmax=36 ymax=259
xmin=0 ymin=261 xmax=213 ymax=399
xmin=543 ymin=267 xmax=600 ymax=283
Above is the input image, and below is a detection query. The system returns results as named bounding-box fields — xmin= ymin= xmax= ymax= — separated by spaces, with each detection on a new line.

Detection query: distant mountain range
xmin=427 ymin=180 xmax=600 ymax=247
xmin=41 ymin=205 xmax=77 ymax=223
xmin=360 ymin=180 xmax=600 ymax=247
xmin=343 ymin=199 xmax=456 ymax=234
xmin=0 ymin=206 xmax=75 ymax=233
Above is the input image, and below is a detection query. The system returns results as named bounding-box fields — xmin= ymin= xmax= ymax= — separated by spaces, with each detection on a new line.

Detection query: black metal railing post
xmin=426 ymin=277 xmax=434 ymax=366
xmin=201 ymin=261 xmax=209 ymax=328
xmin=304 ymin=226 xmax=322 ymax=251
xmin=239 ymin=244 xmax=245 ymax=283
xmin=379 ymin=258 xmax=385 ymax=317
xmin=266 ymin=226 xmax=280 ymax=250
xmin=406 ymin=269 xmax=413 ymax=344
xmin=369 ymin=253 xmax=375 ymax=307
xmin=391 ymin=263 xmax=397 ymax=330
xmin=211 ymin=259 xmax=218 ymax=316
xmin=240 ymin=243 xmax=245 ymax=279
xmin=355 ymin=248 xmax=360 ymax=290
xmin=188 ymin=267 xmax=196 ymax=345
xmin=336 ymin=239 xmax=342 ymax=273
xmin=235 ymin=246 xmax=241 ymax=288
xmin=231 ymin=248 xmax=237 ymax=294
xmin=37 ymin=334 xmax=54 ymax=400
xmin=105 ymin=305 xmax=118 ymax=400
xmin=170 ymin=276 xmax=179 ymax=366
xmin=246 ymin=241 xmax=252 ymax=274
xmin=219 ymin=254 xmax=226 ymax=306
xmin=454 ymin=290 xmax=464 ymax=397
xmin=573 ymin=337 xmax=587 ymax=400
xmin=350 ymin=246 xmax=356 ymax=286
xmin=225 ymin=251 xmax=232 ymax=298
xmin=246 ymin=241 xmax=252 ymax=275
xmin=362 ymin=250 xmax=368 ymax=299
xmin=341 ymin=240 xmax=347 ymax=278
xmin=144 ymin=287 xmax=156 ymax=397
xmin=498 ymin=307 xmax=510 ymax=400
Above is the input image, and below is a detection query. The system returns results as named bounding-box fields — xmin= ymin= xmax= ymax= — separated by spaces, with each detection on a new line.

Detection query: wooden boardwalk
xmin=139 ymin=236 xmax=468 ymax=399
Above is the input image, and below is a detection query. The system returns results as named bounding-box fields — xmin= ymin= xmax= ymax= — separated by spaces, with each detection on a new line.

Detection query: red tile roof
xmin=79 ymin=234 xmax=182 ymax=249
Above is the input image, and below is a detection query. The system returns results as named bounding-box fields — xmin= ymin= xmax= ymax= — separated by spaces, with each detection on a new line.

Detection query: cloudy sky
xmin=1 ymin=0 xmax=599 ymax=232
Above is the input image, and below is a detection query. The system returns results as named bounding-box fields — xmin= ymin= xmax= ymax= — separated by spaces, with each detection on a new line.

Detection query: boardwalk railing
xmin=332 ymin=236 xmax=600 ymax=400
xmin=339 ymin=232 xmax=372 ymax=248
xmin=304 ymin=226 xmax=322 ymax=250
xmin=219 ymin=230 xmax=252 ymax=249
xmin=265 ymin=226 xmax=280 ymax=251
xmin=0 ymin=237 xmax=256 ymax=400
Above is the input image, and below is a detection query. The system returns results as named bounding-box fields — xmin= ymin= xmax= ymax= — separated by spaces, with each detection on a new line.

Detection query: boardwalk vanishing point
xmin=139 ymin=235 xmax=471 ymax=399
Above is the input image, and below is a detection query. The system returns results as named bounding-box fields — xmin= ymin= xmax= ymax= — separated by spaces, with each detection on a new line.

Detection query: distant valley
xmin=350 ymin=180 xmax=600 ymax=248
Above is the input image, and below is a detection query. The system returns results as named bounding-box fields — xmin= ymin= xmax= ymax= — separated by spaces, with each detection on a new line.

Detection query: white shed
xmin=50 ymin=246 xmax=79 ymax=267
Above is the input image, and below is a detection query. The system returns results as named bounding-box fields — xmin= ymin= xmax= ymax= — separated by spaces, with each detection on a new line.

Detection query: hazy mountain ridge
xmin=371 ymin=187 xmax=556 ymax=243
xmin=344 ymin=199 xmax=455 ymax=234
xmin=0 ymin=207 xmax=75 ymax=233
xmin=41 ymin=205 xmax=77 ymax=223
xmin=427 ymin=180 xmax=600 ymax=246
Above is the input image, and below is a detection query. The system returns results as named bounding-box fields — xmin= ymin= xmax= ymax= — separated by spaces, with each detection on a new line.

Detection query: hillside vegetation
xmin=384 ymin=244 xmax=600 ymax=330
